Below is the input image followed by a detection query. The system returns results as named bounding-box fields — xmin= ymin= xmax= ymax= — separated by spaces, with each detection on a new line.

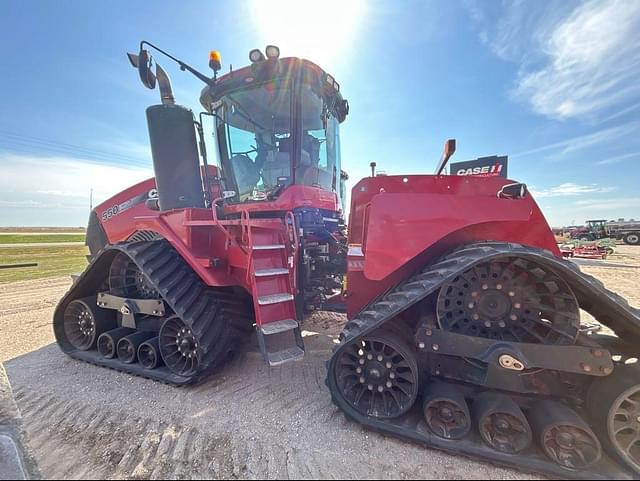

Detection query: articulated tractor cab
xmin=55 ymin=42 xmax=640 ymax=478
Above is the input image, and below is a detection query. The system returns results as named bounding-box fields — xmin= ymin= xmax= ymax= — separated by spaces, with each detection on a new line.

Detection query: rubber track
xmin=53 ymin=240 xmax=252 ymax=385
xmin=327 ymin=242 xmax=640 ymax=479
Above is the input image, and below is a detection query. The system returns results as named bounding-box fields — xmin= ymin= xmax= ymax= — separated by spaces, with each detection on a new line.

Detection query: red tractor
xmin=54 ymin=42 xmax=640 ymax=478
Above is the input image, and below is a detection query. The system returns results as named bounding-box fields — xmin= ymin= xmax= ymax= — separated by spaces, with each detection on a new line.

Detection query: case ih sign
xmin=451 ymin=155 xmax=508 ymax=178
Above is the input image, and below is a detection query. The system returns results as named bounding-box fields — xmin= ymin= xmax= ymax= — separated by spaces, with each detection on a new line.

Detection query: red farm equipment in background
xmin=53 ymin=42 xmax=640 ymax=478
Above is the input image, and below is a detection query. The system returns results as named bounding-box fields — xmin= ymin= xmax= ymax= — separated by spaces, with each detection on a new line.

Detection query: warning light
xmin=209 ymin=50 xmax=222 ymax=73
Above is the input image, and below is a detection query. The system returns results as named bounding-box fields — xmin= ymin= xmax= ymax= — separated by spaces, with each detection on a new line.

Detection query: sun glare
xmin=250 ymin=0 xmax=366 ymax=68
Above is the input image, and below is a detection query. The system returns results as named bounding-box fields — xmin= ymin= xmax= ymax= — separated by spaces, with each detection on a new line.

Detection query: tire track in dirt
xmin=14 ymin=388 xmax=238 ymax=480
xmin=0 ymin=277 xmax=70 ymax=362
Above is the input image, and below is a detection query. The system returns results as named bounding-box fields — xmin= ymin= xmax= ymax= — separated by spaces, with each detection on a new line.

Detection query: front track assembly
xmin=327 ymin=242 xmax=640 ymax=479
xmin=53 ymin=240 xmax=252 ymax=385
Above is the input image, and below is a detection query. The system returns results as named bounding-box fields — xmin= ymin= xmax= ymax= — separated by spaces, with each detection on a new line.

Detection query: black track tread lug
xmin=326 ymin=241 xmax=640 ymax=479
xmin=53 ymin=240 xmax=253 ymax=385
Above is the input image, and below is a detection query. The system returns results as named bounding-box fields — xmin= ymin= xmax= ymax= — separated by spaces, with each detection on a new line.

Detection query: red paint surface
xmin=345 ymin=175 xmax=559 ymax=316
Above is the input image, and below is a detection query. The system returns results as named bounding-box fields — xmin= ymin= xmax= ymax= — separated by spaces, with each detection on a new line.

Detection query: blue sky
xmin=0 ymin=0 xmax=639 ymax=227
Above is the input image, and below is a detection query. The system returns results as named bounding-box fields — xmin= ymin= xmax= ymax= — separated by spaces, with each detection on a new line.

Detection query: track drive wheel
xmin=530 ymin=400 xmax=601 ymax=470
xmin=588 ymin=364 xmax=640 ymax=473
xmin=473 ymin=393 xmax=532 ymax=454
xmin=62 ymin=297 xmax=115 ymax=351
xmin=333 ymin=330 xmax=419 ymax=419
xmin=437 ymin=258 xmax=579 ymax=345
xmin=109 ymin=252 xmax=160 ymax=299
xmin=422 ymin=381 xmax=471 ymax=439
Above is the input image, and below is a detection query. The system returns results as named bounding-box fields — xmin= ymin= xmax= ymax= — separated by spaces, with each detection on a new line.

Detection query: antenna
xmin=89 ymin=188 xmax=93 ymax=211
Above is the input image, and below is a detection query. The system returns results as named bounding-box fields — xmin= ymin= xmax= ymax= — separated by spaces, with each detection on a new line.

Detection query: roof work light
xmin=265 ymin=45 xmax=280 ymax=59
xmin=249 ymin=49 xmax=265 ymax=63
xmin=209 ymin=50 xmax=222 ymax=73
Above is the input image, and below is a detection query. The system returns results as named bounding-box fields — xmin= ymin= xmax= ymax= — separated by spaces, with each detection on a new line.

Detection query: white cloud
xmin=0 ymin=152 xmax=152 ymax=225
xmin=531 ymin=182 xmax=615 ymax=198
xmin=572 ymin=197 xmax=640 ymax=211
xmin=511 ymin=121 xmax=639 ymax=158
xmin=595 ymin=151 xmax=640 ymax=166
xmin=0 ymin=199 xmax=46 ymax=208
xmin=517 ymin=0 xmax=640 ymax=119
xmin=471 ymin=0 xmax=640 ymax=120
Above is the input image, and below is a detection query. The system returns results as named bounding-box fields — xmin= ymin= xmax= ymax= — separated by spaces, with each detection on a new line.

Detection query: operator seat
xmin=262 ymin=150 xmax=312 ymax=187
xmin=229 ymin=154 xmax=260 ymax=199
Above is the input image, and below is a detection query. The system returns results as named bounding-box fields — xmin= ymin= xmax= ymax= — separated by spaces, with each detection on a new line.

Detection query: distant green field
xmin=0 ymin=234 xmax=85 ymax=244
xmin=0 ymin=245 xmax=88 ymax=283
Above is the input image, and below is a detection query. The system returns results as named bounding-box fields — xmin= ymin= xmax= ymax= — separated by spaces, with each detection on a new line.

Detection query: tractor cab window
xmin=216 ymin=78 xmax=341 ymax=203
xmin=299 ymin=85 xmax=340 ymax=192
xmin=217 ymin=82 xmax=293 ymax=202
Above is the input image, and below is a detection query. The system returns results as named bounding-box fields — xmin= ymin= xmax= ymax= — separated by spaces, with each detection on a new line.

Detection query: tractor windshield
xmin=215 ymin=78 xmax=341 ymax=203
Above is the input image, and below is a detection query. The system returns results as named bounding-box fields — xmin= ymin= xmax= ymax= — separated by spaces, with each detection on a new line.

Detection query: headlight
xmin=265 ymin=45 xmax=280 ymax=59
xmin=249 ymin=49 xmax=265 ymax=63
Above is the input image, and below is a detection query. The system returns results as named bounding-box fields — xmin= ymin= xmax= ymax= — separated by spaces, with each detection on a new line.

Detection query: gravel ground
xmin=1 ymin=246 xmax=639 ymax=479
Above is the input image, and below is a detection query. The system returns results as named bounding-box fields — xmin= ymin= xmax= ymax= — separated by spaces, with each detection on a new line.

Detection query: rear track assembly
xmin=327 ymin=242 xmax=640 ymax=479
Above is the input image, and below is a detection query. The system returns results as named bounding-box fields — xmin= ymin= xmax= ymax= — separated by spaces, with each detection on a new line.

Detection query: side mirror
xmin=498 ymin=182 xmax=528 ymax=199
xmin=137 ymin=49 xmax=157 ymax=90
xmin=337 ymin=99 xmax=349 ymax=122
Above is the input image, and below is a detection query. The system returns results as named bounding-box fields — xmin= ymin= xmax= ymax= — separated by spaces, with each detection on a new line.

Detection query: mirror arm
xmin=140 ymin=41 xmax=215 ymax=86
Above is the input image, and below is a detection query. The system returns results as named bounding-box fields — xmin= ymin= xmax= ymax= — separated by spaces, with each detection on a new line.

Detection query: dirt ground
xmin=1 ymin=246 xmax=639 ymax=480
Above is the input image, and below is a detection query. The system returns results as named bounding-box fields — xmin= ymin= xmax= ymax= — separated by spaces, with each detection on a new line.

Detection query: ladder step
xmin=255 ymin=268 xmax=289 ymax=277
xmin=253 ymin=244 xmax=285 ymax=251
xmin=266 ymin=347 xmax=305 ymax=367
xmin=258 ymin=293 xmax=295 ymax=305
xmin=260 ymin=319 xmax=299 ymax=335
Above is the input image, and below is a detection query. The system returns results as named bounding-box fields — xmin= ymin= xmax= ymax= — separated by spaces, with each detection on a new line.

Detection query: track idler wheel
xmin=422 ymin=382 xmax=471 ymax=440
xmin=138 ymin=337 xmax=164 ymax=370
xmin=159 ymin=316 xmax=201 ymax=377
xmin=116 ymin=331 xmax=155 ymax=364
xmin=587 ymin=364 xmax=640 ymax=473
xmin=473 ymin=393 xmax=532 ymax=454
xmin=529 ymin=400 xmax=601 ymax=470
xmin=62 ymin=297 xmax=116 ymax=351
xmin=97 ymin=327 xmax=135 ymax=359
xmin=333 ymin=330 xmax=419 ymax=419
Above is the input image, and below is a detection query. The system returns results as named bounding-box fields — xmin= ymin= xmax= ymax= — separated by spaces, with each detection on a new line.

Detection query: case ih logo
xmin=451 ymin=156 xmax=508 ymax=178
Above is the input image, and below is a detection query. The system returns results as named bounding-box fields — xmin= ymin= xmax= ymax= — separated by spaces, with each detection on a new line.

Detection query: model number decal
xmin=101 ymin=205 xmax=120 ymax=221
xmin=101 ymin=191 xmax=152 ymax=222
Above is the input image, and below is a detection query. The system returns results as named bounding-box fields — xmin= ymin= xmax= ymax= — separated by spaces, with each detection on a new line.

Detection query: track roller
xmin=529 ymin=400 xmax=601 ymax=470
xmin=422 ymin=382 xmax=471 ymax=440
xmin=588 ymin=364 xmax=640 ymax=474
xmin=138 ymin=337 xmax=164 ymax=370
xmin=473 ymin=393 xmax=532 ymax=454
xmin=97 ymin=327 xmax=135 ymax=359
xmin=116 ymin=331 xmax=155 ymax=364
xmin=62 ymin=296 xmax=116 ymax=351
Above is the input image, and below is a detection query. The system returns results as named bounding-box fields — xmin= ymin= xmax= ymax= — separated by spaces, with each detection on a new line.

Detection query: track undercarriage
xmin=327 ymin=242 xmax=640 ymax=479
xmin=54 ymin=240 xmax=253 ymax=385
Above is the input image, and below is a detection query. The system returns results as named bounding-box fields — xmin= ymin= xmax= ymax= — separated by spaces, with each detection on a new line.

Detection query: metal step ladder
xmin=246 ymin=219 xmax=305 ymax=366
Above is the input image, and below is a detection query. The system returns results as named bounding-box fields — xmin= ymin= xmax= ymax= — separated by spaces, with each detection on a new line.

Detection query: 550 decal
xmin=101 ymin=189 xmax=157 ymax=222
